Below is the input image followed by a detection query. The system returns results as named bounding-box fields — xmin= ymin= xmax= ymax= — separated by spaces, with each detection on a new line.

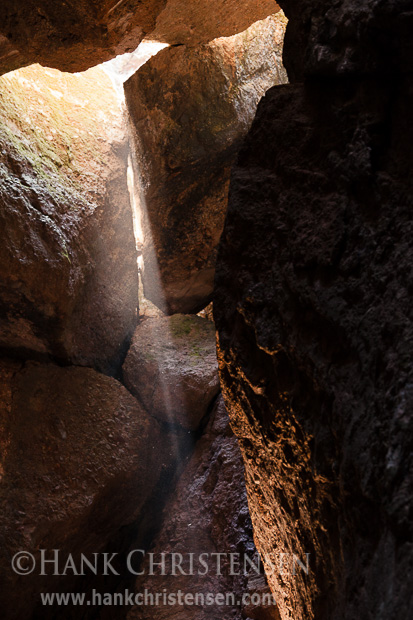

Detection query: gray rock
xmin=281 ymin=0 xmax=413 ymax=81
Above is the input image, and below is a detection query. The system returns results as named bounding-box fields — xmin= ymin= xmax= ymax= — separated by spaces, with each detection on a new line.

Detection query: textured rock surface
xmin=127 ymin=396 xmax=280 ymax=620
xmin=281 ymin=0 xmax=413 ymax=81
xmin=0 ymin=0 xmax=164 ymax=75
xmin=123 ymin=314 xmax=220 ymax=430
xmin=0 ymin=64 xmax=138 ymax=374
xmin=0 ymin=361 xmax=177 ymax=620
xmin=125 ymin=13 xmax=288 ymax=313
xmin=150 ymin=0 xmax=280 ymax=46
xmin=215 ymin=71 xmax=413 ymax=620
xmin=0 ymin=1 xmax=280 ymax=76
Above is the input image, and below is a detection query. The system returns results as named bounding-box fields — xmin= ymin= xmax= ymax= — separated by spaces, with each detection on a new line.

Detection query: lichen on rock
xmin=0 ymin=64 xmax=139 ymax=373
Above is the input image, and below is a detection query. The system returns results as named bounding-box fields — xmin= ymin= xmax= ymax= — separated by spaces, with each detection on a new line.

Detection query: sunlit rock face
xmin=0 ymin=0 xmax=280 ymax=75
xmin=0 ymin=361 xmax=178 ymax=620
xmin=0 ymin=64 xmax=138 ymax=374
xmin=127 ymin=396 xmax=280 ymax=620
xmin=125 ymin=13 xmax=288 ymax=314
xmin=214 ymin=4 xmax=413 ymax=620
xmin=123 ymin=314 xmax=220 ymax=430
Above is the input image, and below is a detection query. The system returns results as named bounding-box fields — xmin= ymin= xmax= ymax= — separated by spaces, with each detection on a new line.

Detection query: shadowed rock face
xmin=0 ymin=0 xmax=280 ymax=75
xmin=281 ymin=0 xmax=413 ymax=81
xmin=125 ymin=14 xmax=288 ymax=314
xmin=123 ymin=314 xmax=220 ymax=430
xmin=214 ymin=9 xmax=413 ymax=620
xmin=0 ymin=64 xmax=138 ymax=374
xmin=0 ymin=361 xmax=179 ymax=620
xmin=127 ymin=396 xmax=281 ymax=620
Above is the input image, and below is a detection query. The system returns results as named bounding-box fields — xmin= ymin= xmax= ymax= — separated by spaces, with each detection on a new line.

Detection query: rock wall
xmin=214 ymin=1 xmax=413 ymax=619
xmin=0 ymin=310 xmax=228 ymax=619
xmin=125 ymin=13 xmax=288 ymax=313
xmin=0 ymin=64 xmax=138 ymax=374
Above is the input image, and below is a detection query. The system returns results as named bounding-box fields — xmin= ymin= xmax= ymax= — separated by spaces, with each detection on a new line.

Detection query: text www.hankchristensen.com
xmin=41 ymin=589 xmax=277 ymax=607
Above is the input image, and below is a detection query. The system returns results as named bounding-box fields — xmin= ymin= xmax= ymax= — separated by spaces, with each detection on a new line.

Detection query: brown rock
xmin=0 ymin=1 xmax=281 ymax=76
xmin=0 ymin=361 xmax=177 ymax=620
xmin=0 ymin=64 xmax=138 ymax=374
xmin=150 ymin=0 xmax=280 ymax=46
xmin=123 ymin=314 xmax=220 ymax=430
xmin=214 ymin=76 xmax=413 ymax=619
xmin=125 ymin=13 xmax=288 ymax=313
xmin=0 ymin=0 xmax=165 ymax=75
xmin=127 ymin=396 xmax=280 ymax=620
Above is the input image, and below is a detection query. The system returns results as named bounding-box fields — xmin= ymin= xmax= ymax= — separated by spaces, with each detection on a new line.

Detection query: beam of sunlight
xmin=101 ymin=39 xmax=169 ymax=101
xmin=109 ymin=40 xmax=198 ymax=451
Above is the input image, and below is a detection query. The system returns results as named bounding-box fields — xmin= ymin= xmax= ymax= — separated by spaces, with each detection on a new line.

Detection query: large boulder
xmin=123 ymin=314 xmax=220 ymax=430
xmin=214 ymin=62 xmax=413 ymax=620
xmin=0 ymin=361 xmax=178 ymax=620
xmin=0 ymin=63 xmax=138 ymax=374
xmin=0 ymin=0 xmax=280 ymax=75
xmin=127 ymin=396 xmax=280 ymax=620
xmin=125 ymin=13 xmax=288 ymax=314
xmin=0 ymin=0 xmax=163 ymax=75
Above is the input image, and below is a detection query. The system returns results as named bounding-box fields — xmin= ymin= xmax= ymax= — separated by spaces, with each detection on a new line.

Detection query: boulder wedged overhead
xmin=125 ymin=13 xmax=288 ymax=314
xmin=0 ymin=64 xmax=138 ymax=374
xmin=149 ymin=0 xmax=280 ymax=46
xmin=0 ymin=0 xmax=164 ymax=75
xmin=213 ymin=0 xmax=413 ymax=616
xmin=0 ymin=0 xmax=280 ymax=75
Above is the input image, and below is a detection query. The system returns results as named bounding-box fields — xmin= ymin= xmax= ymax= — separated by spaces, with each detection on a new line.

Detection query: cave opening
xmin=0 ymin=7 xmax=290 ymax=620
xmin=2 ymin=1 xmax=411 ymax=619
